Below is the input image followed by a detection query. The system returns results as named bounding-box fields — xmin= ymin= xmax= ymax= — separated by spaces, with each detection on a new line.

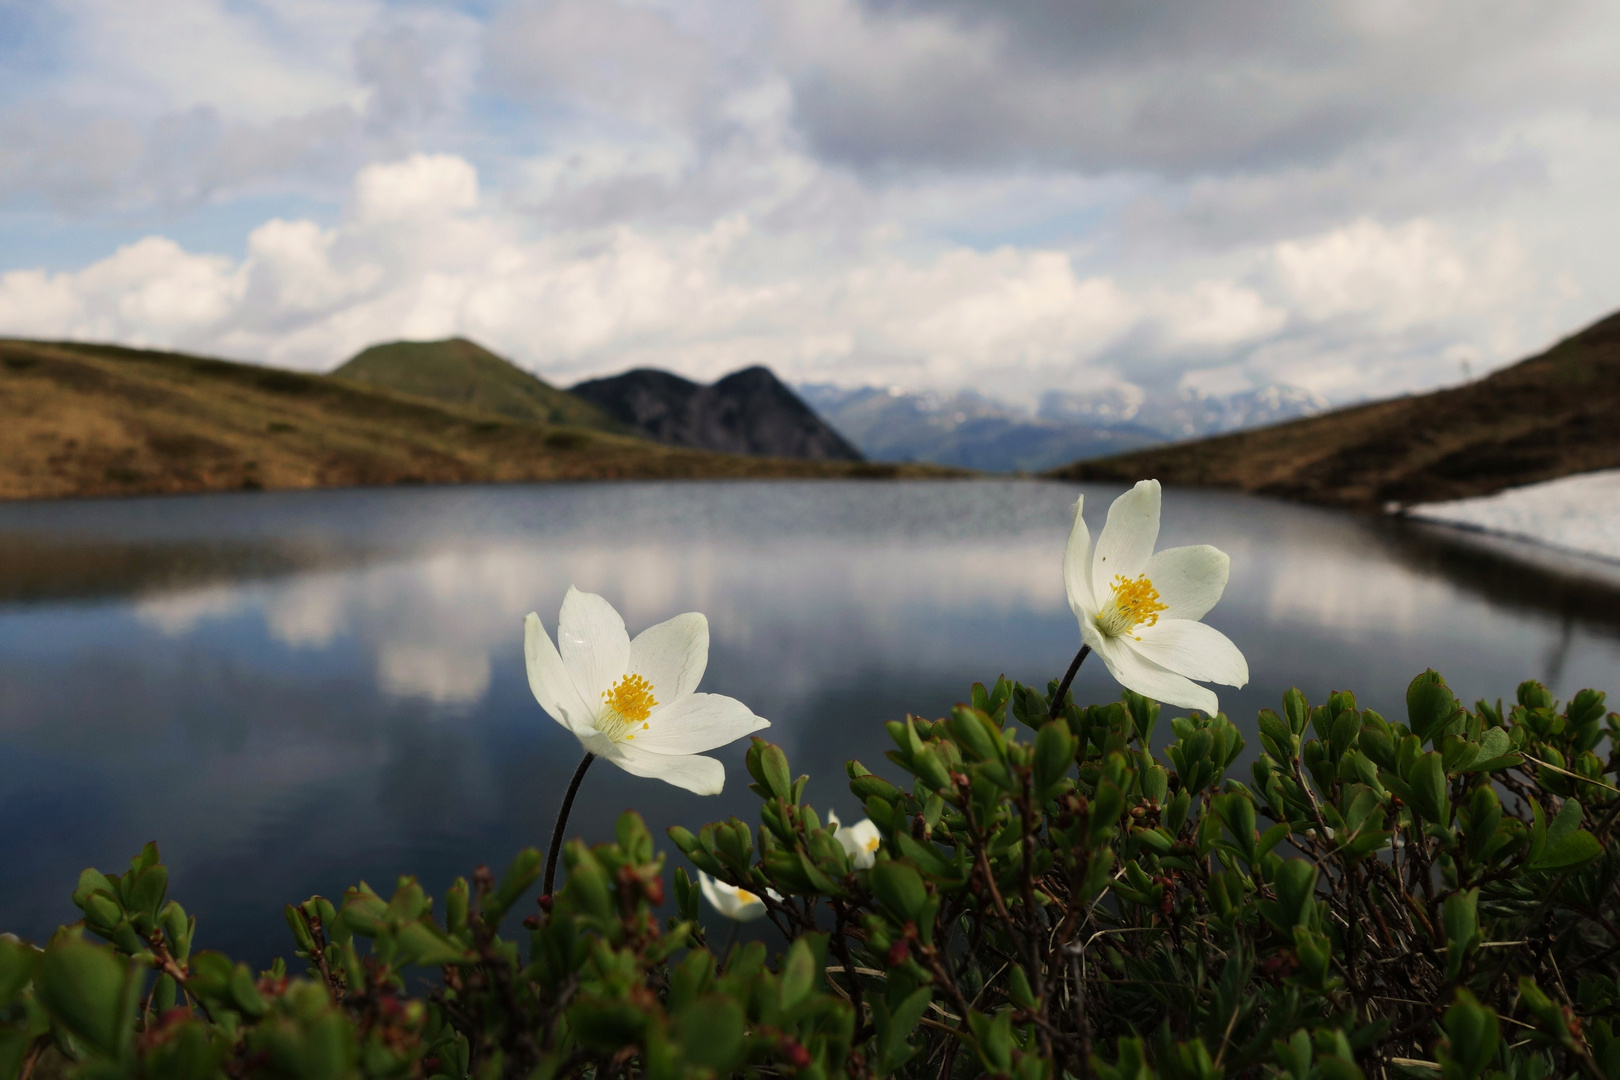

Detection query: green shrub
xmin=4 ymin=671 xmax=1619 ymax=1080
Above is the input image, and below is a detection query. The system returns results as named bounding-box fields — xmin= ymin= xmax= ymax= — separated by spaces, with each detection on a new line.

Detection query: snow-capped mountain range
xmin=796 ymin=382 xmax=1330 ymax=473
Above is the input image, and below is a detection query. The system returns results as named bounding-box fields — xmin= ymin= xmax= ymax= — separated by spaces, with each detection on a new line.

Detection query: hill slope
xmin=0 ymin=340 xmax=948 ymax=501
xmin=571 ymin=366 xmax=862 ymax=460
xmin=1049 ymin=309 xmax=1620 ymax=508
xmin=334 ymin=338 xmax=620 ymax=430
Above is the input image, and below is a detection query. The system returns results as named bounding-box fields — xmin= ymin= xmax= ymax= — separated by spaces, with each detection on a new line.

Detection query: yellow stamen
xmin=735 ymin=888 xmax=758 ymax=904
xmin=602 ymin=673 xmax=657 ymax=722
xmin=598 ymin=673 xmax=658 ymax=741
xmin=864 ymin=837 xmax=880 ymax=852
xmin=1099 ymin=573 xmax=1167 ymax=639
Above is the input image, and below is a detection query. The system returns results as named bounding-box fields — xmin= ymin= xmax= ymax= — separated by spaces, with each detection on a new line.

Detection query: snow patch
xmin=1405 ymin=469 xmax=1620 ymax=564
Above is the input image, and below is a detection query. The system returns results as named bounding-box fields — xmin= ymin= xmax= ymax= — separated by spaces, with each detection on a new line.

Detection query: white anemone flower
xmin=524 ymin=587 xmax=769 ymax=795
xmin=1065 ymin=479 xmax=1248 ymax=714
xmin=827 ymin=809 xmax=882 ymax=870
xmin=699 ymin=871 xmax=776 ymax=922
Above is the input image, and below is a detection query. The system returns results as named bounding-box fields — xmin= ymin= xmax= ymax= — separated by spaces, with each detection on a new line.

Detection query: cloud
xmin=778 ymin=0 xmax=1620 ymax=175
xmin=2 ymin=0 xmax=1619 ymax=405
xmin=353 ymin=153 xmax=479 ymax=223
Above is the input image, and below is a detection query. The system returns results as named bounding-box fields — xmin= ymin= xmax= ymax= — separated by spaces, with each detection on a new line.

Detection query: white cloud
xmin=353 ymin=152 xmax=479 ymax=224
xmin=1274 ymin=219 xmax=1513 ymax=330
xmin=0 ymin=236 xmax=244 ymax=344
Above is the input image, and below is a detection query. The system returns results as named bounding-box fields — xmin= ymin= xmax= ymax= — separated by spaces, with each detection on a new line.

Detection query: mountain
xmin=0 ymin=339 xmax=950 ymax=500
xmin=1048 ymin=308 xmax=1620 ymax=508
xmin=334 ymin=338 xmax=620 ymax=431
xmin=798 ymin=383 xmax=1327 ymax=473
xmin=570 ymin=366 xmax=863 ymax=461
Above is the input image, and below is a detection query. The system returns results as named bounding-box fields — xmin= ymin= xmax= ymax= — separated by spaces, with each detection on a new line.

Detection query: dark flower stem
xmin=1048 ymin=644 xmax=1093 ymax=721
xmin=543 ymin=752 xmax=596 ymax=898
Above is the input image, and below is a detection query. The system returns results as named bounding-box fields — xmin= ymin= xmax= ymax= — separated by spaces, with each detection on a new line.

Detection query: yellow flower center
xmin=864 ymin=836 xmax=880 ymax=852
xmin=1097 ymin=573 xmax=1167 ymax=640
xmin=734 ymin=888 xmax=759 ymax=905
xmin=598 ymin=673 xmax=657 ymax=741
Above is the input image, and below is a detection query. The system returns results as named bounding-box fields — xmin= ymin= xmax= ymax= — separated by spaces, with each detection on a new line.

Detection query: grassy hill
xmin=0 ymin=339 xmax=956 ymax=501
xmin=1049 ymin=309 xmax=1620 ymax=508
xmin=333 ymin=337 xmax=622 ymax=431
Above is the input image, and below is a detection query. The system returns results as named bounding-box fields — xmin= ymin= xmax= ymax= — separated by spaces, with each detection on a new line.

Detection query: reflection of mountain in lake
xmin=0 ymin=535 xmax=381 ymax=606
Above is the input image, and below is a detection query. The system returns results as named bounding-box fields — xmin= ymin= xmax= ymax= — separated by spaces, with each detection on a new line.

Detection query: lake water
xmin=2 ymin=479 xmax=1617 ymax=964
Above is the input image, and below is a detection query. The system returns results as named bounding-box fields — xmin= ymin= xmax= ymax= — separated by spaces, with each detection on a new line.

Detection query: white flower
xmin=828 ymin=809 xmax=882 ymax=870
xmin=1064 ymin=479 xmax=1248 ymax=714
xmin=525 ymin=587 xmax=769 ymax=795
xmin=699 ymin=871 xmax=775 ymax=922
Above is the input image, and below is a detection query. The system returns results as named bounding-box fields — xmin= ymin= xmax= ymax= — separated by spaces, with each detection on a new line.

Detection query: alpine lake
xmin=3 ymin=479 xmax=1618 ymax=964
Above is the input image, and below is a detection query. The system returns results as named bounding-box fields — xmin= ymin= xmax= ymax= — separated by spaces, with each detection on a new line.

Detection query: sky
xmin=0 ymin=0 xmax=1617 ymax=405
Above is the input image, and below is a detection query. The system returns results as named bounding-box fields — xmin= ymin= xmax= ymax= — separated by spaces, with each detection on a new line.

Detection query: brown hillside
xmin=1049 ymin=309 xmax=1620 ymax=508
xmin=0 ymin=339 xmax=960 ymax=501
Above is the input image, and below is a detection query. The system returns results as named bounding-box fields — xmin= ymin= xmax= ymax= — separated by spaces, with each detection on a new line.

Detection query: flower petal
xmin=1063 ymin=496 xmax=1096 ymax=618
xmin=633 ymin=693 xmax=769 ymax=756
xmin=525 ymin=613 xmax=596 ymax=734
xmin=604 ymin=742 xmax=726 ymax=795
xmin=1087 ymin=628 xmax=1219 ymax=714
xmin=1146 ymin=545 xmax=1230 ymax=622
xmin=629 ymin=612 xmax=709 ymax=706
xmin=1131 ymin=619 xmax=1249 ymax=687
xmin=1092 ymin=480 xmax=1161 ymax=601
xmin=700 ymin=871 xmax=767 ymax=921
xmin=557 ymin=586 xmax=630 ymax=706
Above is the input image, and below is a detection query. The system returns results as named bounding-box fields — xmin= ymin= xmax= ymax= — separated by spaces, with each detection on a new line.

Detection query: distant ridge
xmin=1049 ymin=308 xmax=1620 ymax=509
xmin=0 ymin=339 xmax=955 ymax=500
xmin=335 ymin=338 xmax=619 ymax=431
xmin=571 ymin=366 xmax=863 ymax=461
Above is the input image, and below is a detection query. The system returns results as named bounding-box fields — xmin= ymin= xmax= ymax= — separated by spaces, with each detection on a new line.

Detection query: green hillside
xmin=0 ymin=339 xmax=960 ymax=501
xmin=334 ymin=338 xmax=621 ymax=431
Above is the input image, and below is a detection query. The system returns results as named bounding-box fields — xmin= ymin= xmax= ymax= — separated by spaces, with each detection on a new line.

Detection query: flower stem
xmin=543 ymin=752 xmax=596 ymax=898
xmin=1048 ymin=644 xmax=1092 ymax=721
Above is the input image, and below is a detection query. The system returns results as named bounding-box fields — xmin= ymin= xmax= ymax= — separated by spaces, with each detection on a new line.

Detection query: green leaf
xmin=486 ymin=847 xmax=543 ymax=925
xmin=1407 ymin=752 xmax=1450 ymax=824
xmin=882 ymin=987 xmax=934 ymax=1069
xmin=778 ymin=937 xmax=818 ymax=1011
xmin=1532 ymin=828 xmax=1602 ymax=871
xmin=870 ymin=862 xmax=928 ymax=922
xmin=1407 ymin=671 xmax=1461 ymax=745
xmin=36 ymin=935 xmax=137 ymax=1061
xmin=675 ymin=995 xmax=745 ymax=1072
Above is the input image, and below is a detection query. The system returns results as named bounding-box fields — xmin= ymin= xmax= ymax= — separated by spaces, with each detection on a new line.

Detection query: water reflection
xmin=0 ymin=481 xmax=1616 ymax=964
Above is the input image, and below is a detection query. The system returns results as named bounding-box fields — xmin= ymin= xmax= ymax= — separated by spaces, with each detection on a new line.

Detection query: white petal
xmin=629 ymin=612 xmax=709 ymax=705
xmin=1088 ymin=629 xmax=1219 ymax=714
xmin=557 ymin=587 xmax=630 ymax=706
xmin=524 ymin=612 xmax=594 ymax=734
xmin=1063 ymin=496 xmax=1096 ymax=618
xmin=604 ymin=742 xmax=726 ymax=794
xmin=1146 ymin=545 xmax=1229 ymax=622
xmin=632 ymin=693 xmax=769 ymax=757
xmin=699 ymin=871 xmax=767 ymax=922
xmin=1131 ymin=620 xmax=1249 ymax=687
xmin=842 ymin=820 xmax=882 ymax=870
xmin=1092 ymin=480 xmax=1161 ymax=602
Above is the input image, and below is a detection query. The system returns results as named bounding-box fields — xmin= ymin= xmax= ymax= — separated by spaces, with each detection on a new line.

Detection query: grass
xmin=333 ymin=338 xmax=625 ymax=431
xmin=0 ymin=339 xmax=963 ymax=501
